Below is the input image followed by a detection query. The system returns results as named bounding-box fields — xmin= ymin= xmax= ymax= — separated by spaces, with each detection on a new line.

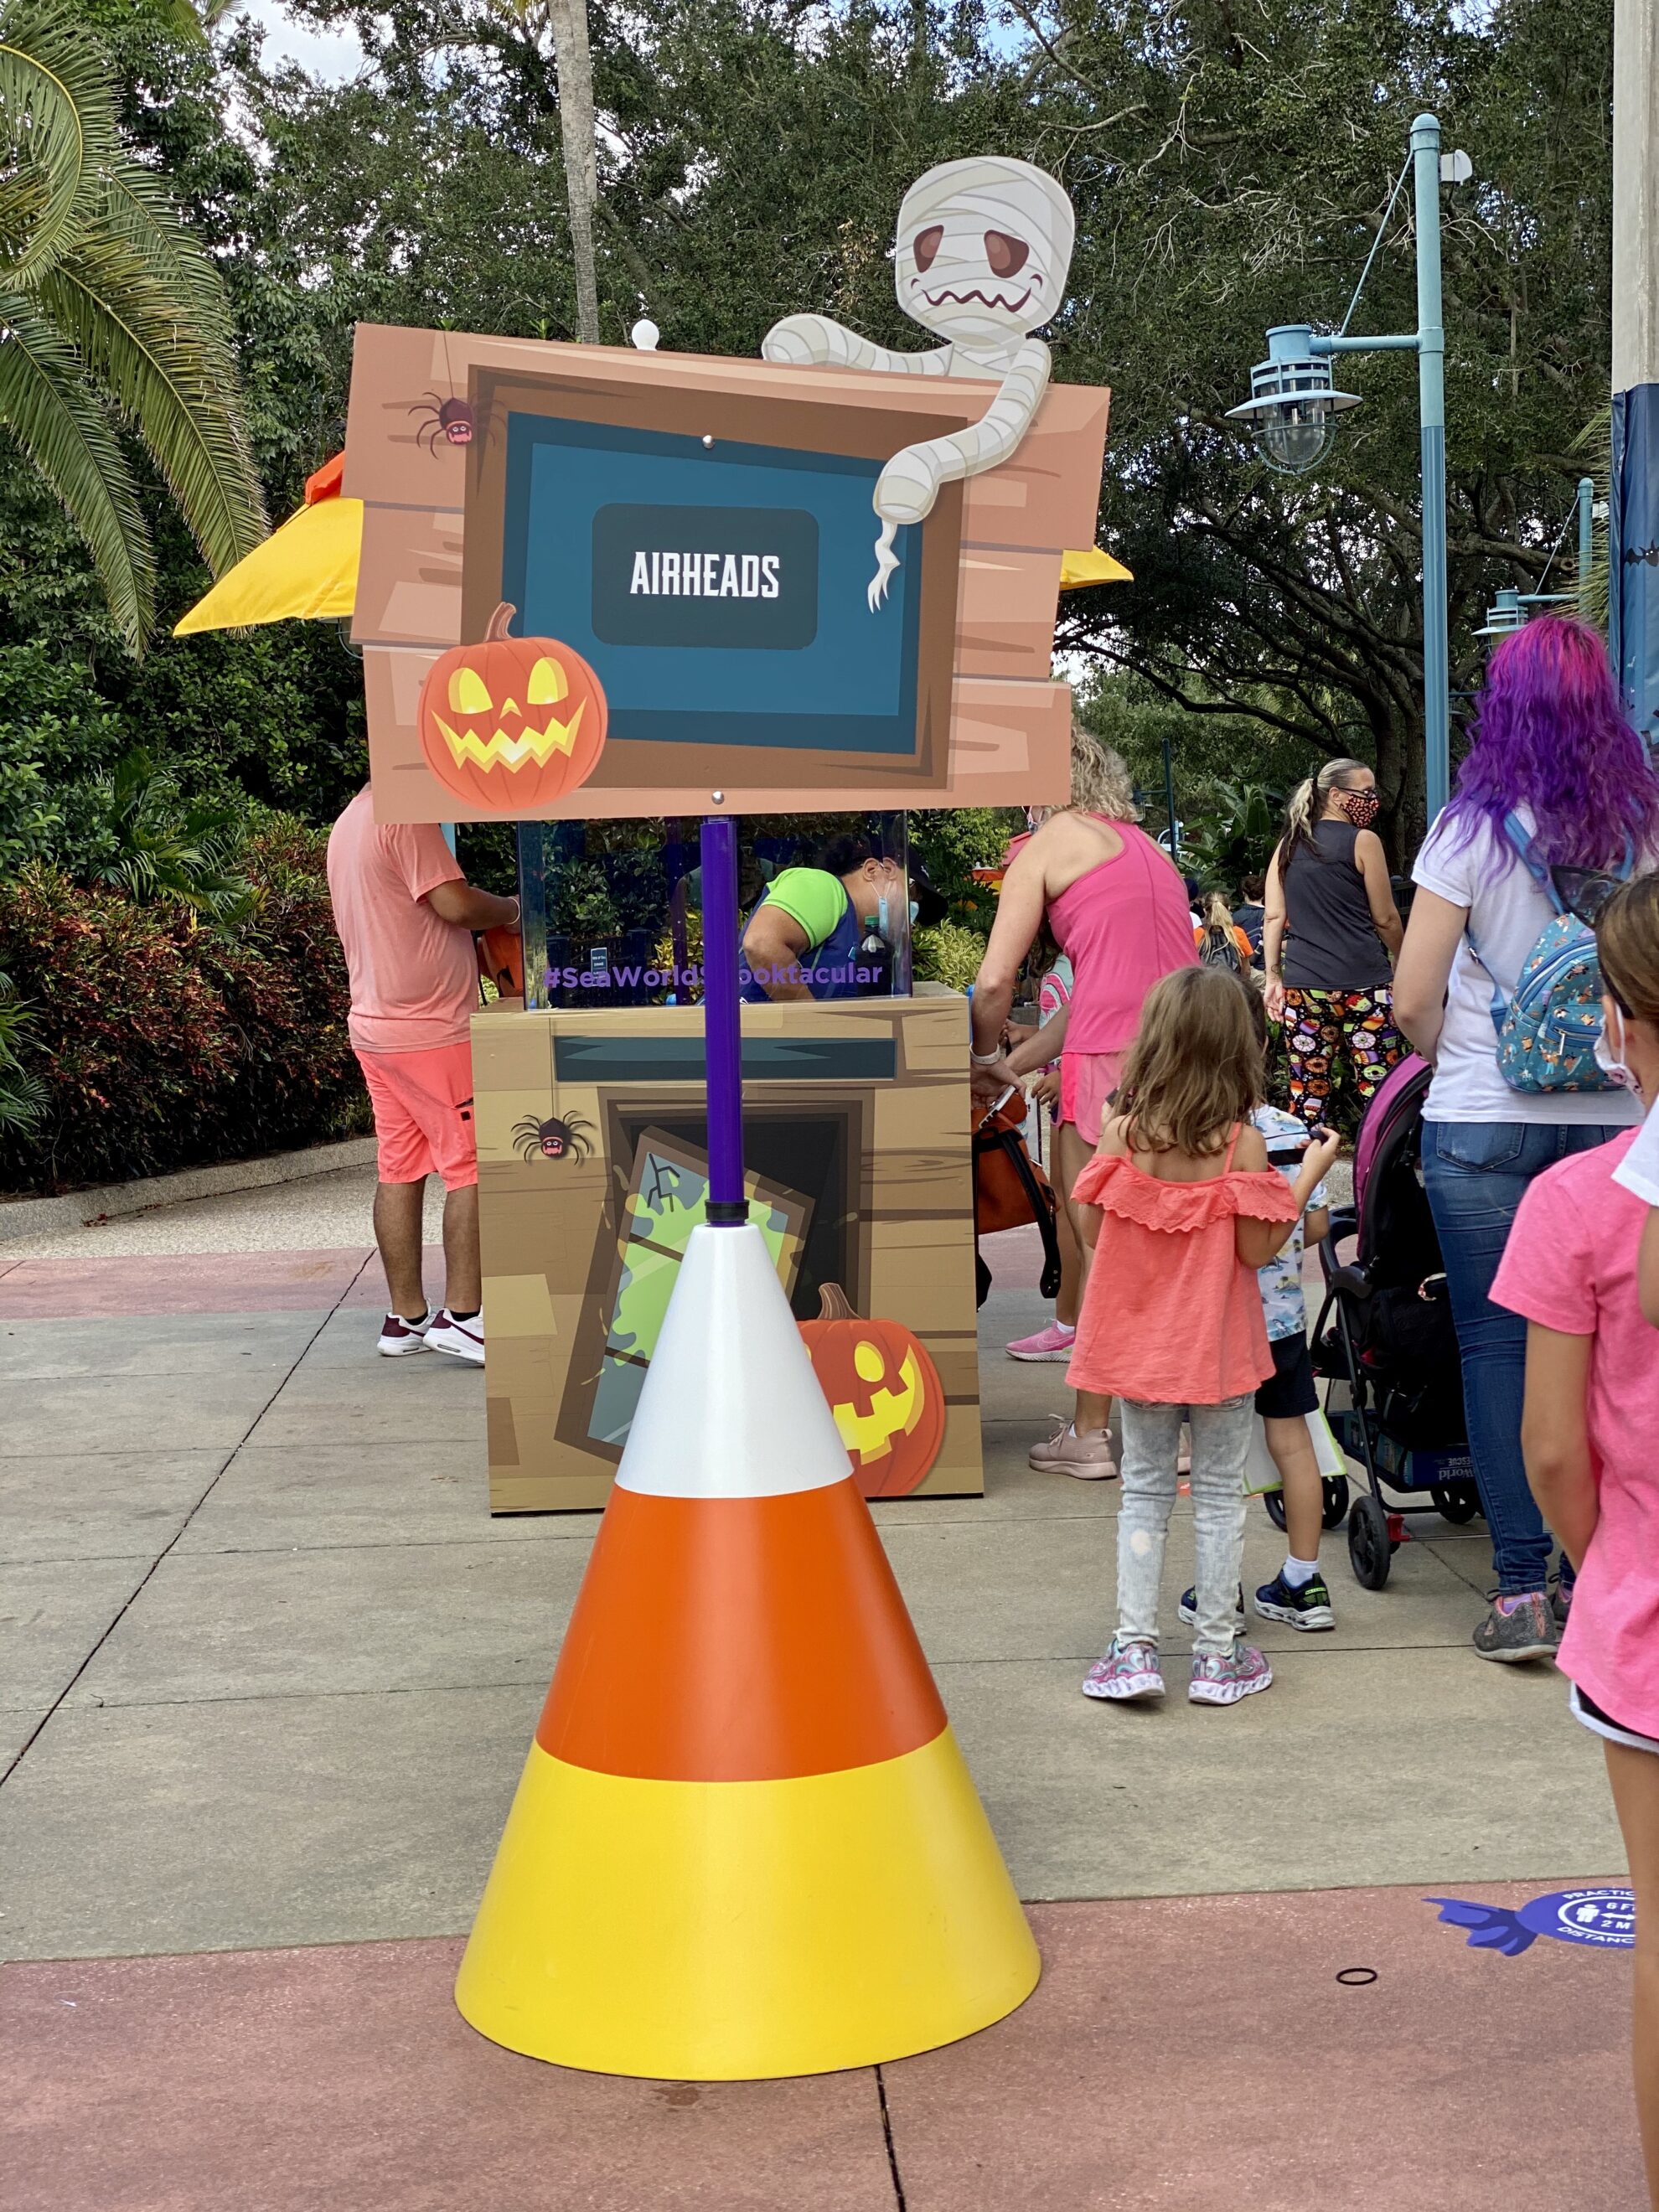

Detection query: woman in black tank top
xmin=1264 ymin=759 xmax=1405 ymax=1129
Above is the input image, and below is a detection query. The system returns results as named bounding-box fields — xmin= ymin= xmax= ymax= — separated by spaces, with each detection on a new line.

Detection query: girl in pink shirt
xmin=1495 ymin=874 xmax=1659 ymax=2208
xmin=1069 ymin=969 xmax=1338 ymax=1707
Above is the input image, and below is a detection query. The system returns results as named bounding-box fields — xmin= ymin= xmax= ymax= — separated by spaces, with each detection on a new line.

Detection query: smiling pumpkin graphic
xmin=418 ymin=601 xmax=607 ymax=812
xmin=798 ymin=1284 xmax=947 ymax=1499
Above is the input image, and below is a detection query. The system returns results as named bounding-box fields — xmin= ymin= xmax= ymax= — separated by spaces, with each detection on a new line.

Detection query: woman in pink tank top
xmin=972 ymin=727 xmax=1198 ymax=1478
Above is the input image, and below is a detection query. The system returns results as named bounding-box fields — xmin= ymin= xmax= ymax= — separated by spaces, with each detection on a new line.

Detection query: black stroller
xmin=1285 ymin=1055 xmax=1481 ymax=1589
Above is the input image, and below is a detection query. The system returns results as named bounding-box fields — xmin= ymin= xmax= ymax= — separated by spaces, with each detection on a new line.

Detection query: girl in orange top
xmin=1068 ymin=968 xmax=1339 ymax=1706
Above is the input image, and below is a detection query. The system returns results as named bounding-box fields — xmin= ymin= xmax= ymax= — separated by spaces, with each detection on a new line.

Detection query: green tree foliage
xmin=908 ymin=807 xmax=1023 ymax=938
xmin=0 ymin=1 xmax=265 ymax=648
xmin=0 ymin=0 xmax=1621 ymax=868
xmin=1038 ymin=0 xmax=1613 ymax=846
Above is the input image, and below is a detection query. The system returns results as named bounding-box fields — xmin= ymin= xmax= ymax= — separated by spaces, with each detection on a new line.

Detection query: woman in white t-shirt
xmin=1393 ymin=615 xmax=1659 ymax=1664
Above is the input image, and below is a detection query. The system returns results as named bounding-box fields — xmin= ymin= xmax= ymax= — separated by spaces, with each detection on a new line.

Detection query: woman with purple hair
xmin=1395 ymin=615 xmax=1659 ymax=1664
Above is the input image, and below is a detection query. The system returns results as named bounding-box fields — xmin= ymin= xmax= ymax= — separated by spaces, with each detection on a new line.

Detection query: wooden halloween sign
xmin=344 ymin=313 xmax=1108 ymax=822
xmin=798 ymin=1284 xmax=946 ymax=1499
xmin=416 ymin=602 xmax=607 ymax=812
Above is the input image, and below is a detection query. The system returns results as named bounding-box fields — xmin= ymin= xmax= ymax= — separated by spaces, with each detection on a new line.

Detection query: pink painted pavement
xmin=3 ymin=1884 xmax=1642 ymax=2211
xmin=0 ymin=1248 xmax=462 ymax=1319
xmin=0 ymin=1249 xmax=373 ymax=1318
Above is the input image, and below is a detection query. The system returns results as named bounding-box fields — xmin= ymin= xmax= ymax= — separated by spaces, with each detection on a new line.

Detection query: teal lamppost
xmin=1475 ymin=478 xmax=1600 ymax=637
xmin=1228 ymin=114 xmax=1453 ymax=819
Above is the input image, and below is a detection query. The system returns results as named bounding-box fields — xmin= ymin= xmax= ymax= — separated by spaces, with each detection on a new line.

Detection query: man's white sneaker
xmin=377 ymin=1310 xmax=432 ymax=1357
xmin=426 ymin=1309 xmax=485 ymax=1366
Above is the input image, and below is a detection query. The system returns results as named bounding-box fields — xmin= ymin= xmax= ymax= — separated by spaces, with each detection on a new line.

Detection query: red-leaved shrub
xmin=0 ymin=818 xmax=370 ymax=1194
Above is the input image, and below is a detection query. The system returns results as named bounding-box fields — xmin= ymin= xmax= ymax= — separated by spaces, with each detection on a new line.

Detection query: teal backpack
xmin=1470 ymin=813 xmax=1631 ymax=1094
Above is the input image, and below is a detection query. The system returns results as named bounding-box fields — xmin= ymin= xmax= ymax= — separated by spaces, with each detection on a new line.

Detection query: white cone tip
xmin=615 ymin=1224 xmax=853 ymax=1501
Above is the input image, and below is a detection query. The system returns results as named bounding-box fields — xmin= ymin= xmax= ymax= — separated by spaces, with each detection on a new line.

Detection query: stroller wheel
xmin=1431 ymin=1481 xmax=1481 ymax=1526
xmin=1263 ymin=1488 xmax=1289 ymax=1532
xmin=1347 ymin=1494 xmax=1393 ymax=1591
xmin=1321 ymin=1475 xmax=1351 ymax=1532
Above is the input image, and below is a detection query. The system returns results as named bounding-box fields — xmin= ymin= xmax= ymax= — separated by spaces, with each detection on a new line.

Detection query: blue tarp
xmin=1610 ymin=380 xmax=1659 ymax=752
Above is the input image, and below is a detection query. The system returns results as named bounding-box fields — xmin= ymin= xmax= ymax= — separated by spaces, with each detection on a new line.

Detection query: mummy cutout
xmin=763 ymin=157 xmax=1075 ymax=608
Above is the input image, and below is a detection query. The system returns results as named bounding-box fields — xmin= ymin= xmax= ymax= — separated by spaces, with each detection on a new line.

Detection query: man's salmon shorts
xmin=355 ymin=1041 xmax=478 ymax=1189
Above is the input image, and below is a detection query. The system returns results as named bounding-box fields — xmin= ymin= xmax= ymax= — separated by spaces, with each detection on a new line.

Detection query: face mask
xmin=1338 ymin=789 xmax=1380 ymax=830
xmin=1595 ymin=1003 xmax=1640 ymax=1093
xmin=885 ymin=885 xmax=924 ymax=938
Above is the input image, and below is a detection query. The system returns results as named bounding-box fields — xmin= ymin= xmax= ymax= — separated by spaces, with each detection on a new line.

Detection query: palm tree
xmin=0 ymin=2 xmax=266 ymax=651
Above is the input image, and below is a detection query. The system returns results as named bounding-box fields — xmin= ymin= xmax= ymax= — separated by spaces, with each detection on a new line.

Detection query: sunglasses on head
xmin=1550 ymin=866 xmax=1622 ymax=928
xmin=1553 ymin=867 xmax=1635 ymax=1015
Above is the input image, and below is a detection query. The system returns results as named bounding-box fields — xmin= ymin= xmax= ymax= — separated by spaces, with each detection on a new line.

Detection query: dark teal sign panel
xmin=501 ymin=416 xmax=923 ymax=753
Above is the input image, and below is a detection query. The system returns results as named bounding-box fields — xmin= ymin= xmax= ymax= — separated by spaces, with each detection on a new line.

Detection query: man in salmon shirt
xmin=327 ymin=788 xmax=520 ymax=1364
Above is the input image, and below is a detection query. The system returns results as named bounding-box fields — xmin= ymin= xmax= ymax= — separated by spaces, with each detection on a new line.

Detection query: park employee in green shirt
xmin=740 ymin=831 xmax=912 ymax=1003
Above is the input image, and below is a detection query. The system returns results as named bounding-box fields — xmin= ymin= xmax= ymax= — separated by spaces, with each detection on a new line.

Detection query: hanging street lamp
xmin=1474 ymin=478 xmax=1600 ymax=638
xmin=1228 ymin=115 xmax=1463 ymax=819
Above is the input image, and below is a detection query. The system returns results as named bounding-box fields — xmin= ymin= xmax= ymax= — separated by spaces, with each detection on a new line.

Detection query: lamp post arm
xmin=1313 ymin=333 xmax=1422 ymax=355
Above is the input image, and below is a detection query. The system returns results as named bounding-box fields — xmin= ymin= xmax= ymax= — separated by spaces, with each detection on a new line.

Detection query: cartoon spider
xmin=410 ymin=392 xmax=474 ymax=451
xmin=514 ymin=1111 xmax=594 ymax=1164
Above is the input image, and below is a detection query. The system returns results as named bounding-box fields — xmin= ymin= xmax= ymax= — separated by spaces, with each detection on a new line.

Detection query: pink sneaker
xmin=1006 ymin=1320 xmax=1077 ymax=1362
xmin=1189 ymin=1644 xmax=1274 ymax=1706
xmin=1083 ymin=1638 xmax=1165 ymax=1702
xmin=1028 ymin=1417 xmax=1119 ymax=1480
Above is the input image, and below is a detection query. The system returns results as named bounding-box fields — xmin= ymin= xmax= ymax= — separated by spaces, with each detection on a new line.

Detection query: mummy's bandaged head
xmin=895 ymin=157 xmax=1074 ymax=353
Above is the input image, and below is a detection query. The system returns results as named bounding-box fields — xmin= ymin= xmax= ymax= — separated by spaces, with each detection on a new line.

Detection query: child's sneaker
xmin=1189 ymin=1644 xmax=1274 ymax=1706
xmin=1083 ymin=1637 xmax=1164 ymax=1702
xmin=1254 ymin=1570 xmax=1336 ymax=1631
xmin=1029 ymin=1417 xmax=1118 ymax=1480
xmin=1006 ymin=1320 xmax=1077 ymax=1362
xmin=1472 ymin=1590 xmax=1558 ymax=1662
xmin=1177 ymin=1584 xmax=1245 ymax=1631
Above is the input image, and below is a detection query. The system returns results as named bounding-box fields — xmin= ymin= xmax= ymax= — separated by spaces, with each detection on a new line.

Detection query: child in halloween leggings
xmin=1282 ymin=984 xmax=1404 ymax=1131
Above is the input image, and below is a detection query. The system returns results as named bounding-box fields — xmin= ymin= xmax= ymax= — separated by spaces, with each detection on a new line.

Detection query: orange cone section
xmin=456 ymin=1222 xmax=1040 ymax=2079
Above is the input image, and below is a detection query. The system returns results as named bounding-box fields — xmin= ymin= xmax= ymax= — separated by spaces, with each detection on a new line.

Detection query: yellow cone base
xmin=455 ymin=1726 xmax=1041 ymax=2079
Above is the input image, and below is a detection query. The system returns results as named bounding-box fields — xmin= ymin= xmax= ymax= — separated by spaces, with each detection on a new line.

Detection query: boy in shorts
xmin=1250 ymin=1100 xmax=1335 ymax=1629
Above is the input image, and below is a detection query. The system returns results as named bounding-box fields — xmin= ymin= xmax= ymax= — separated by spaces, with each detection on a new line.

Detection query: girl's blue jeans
xmin=1421 ymin=1118 xmax=1625 ymax=1595
xmin=1117 ymin=1395 xmax=1254 ymax=1656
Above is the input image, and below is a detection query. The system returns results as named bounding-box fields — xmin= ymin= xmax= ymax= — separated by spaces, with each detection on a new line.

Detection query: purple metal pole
xmin=699 ymin=816 xmax=746 ymax=1223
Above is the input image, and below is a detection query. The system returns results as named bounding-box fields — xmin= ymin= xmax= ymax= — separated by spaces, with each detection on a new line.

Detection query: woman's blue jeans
xmin=1422 ymin=1119 xmax=1625 ymax=1594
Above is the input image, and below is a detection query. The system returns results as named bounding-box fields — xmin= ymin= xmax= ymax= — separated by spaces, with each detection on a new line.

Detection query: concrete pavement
xmin=0 ymin=1204 xmax=1638 ymax=2207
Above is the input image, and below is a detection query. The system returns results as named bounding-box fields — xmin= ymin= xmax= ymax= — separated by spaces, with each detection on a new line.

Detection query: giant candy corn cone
xmin=456 ymin=1220 xmax=1039 ymax=2079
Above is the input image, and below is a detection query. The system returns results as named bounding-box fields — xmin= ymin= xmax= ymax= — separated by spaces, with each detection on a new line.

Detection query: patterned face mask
xmin=1338 ymin=788 xmax=1381 ymax=830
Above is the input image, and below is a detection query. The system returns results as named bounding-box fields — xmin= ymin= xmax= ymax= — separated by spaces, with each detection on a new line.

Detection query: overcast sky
xmin=235 ymin=1 xmax=368 ymax=82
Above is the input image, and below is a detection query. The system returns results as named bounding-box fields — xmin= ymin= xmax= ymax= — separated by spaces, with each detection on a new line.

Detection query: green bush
xmin=0 ymin=971 xmax=46 ymax=1138
xmin=1180 ymin=780 xmax=1286 ymax=895
xmin=0 ymin=814 xmax=370 ymax=1194
xmin=912 ymin=919 xmax=989 ymax=991
xmin=909 ymin=808 xmax=1022 ymax=939
xmin=0 ymin=646 xmax=128 ymax=881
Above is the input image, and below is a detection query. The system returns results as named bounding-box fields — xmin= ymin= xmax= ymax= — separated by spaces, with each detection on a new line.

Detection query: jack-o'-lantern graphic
xmin=417 ymin=602 xmax=607 ymax=812
xmin=798 ymin=1284 xmax=946 ymax=1498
